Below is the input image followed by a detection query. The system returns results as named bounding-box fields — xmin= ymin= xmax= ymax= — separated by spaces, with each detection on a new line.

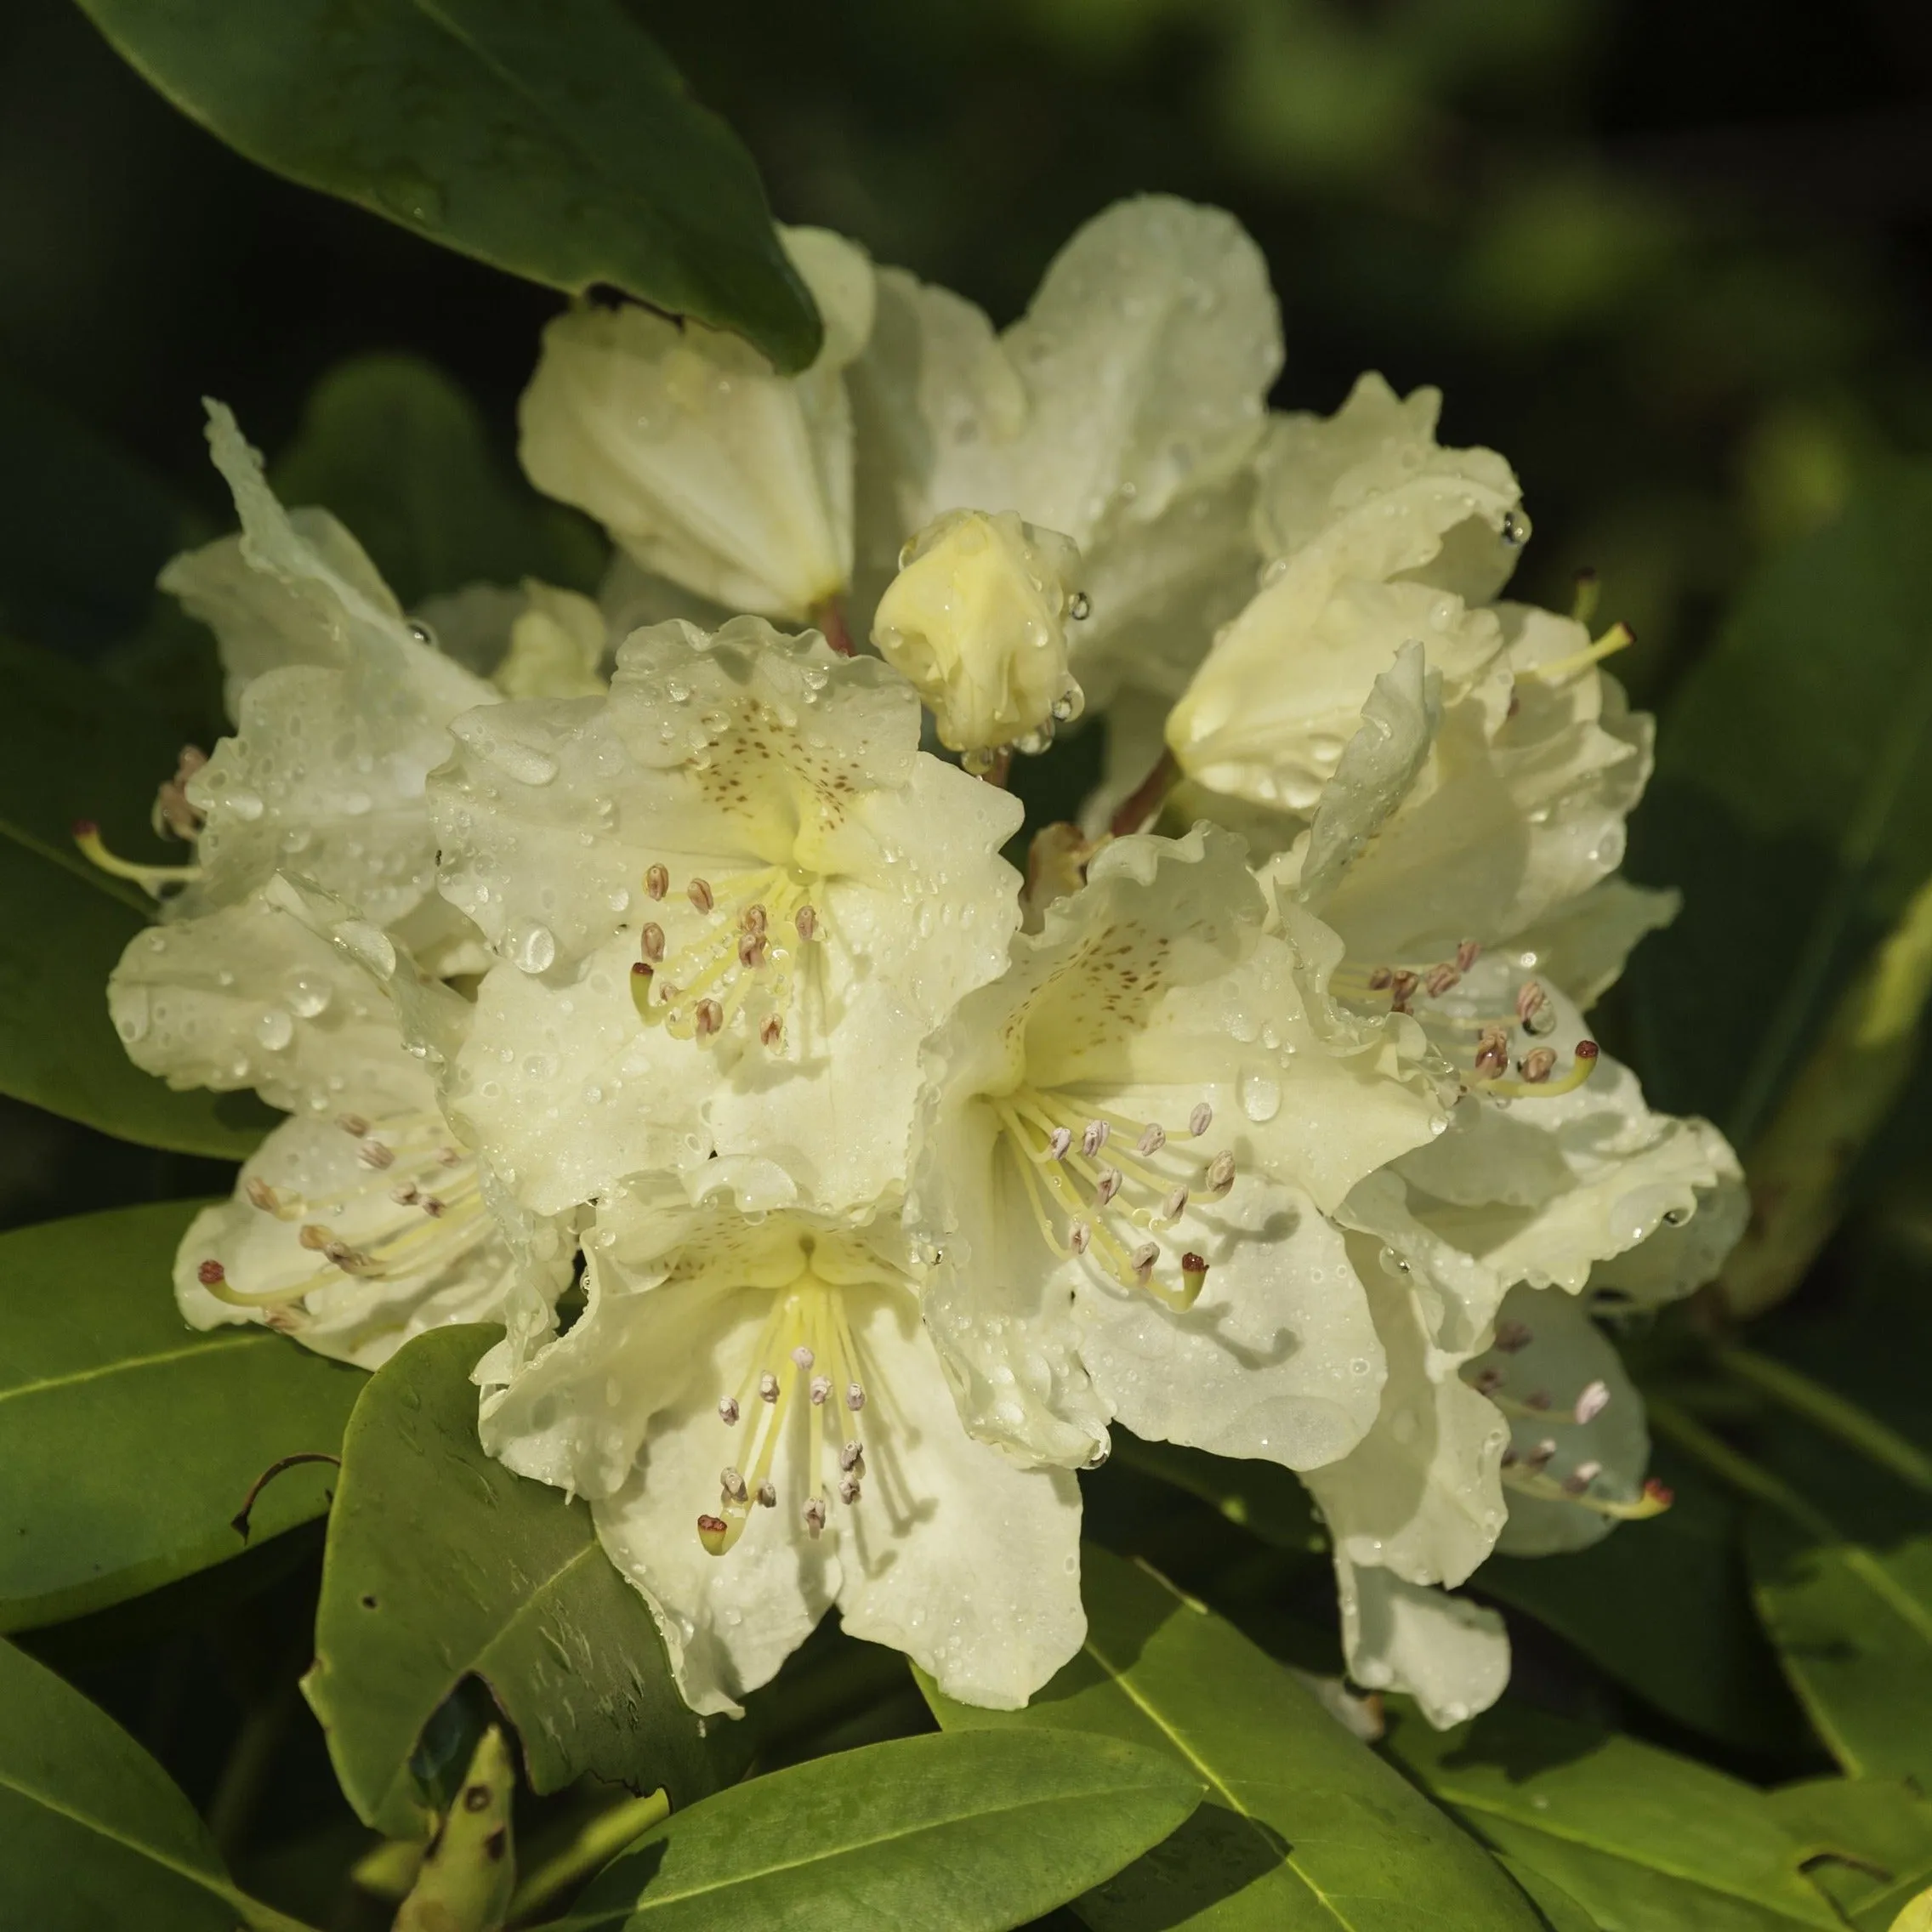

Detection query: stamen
xmin=1563 ymin=1460 xmax=1605 ymax=1495
xmin=1520 ymin=1048 xmax=1558 ymax=1083
xmin=1047 ymin=1127 xmax=1072 ymax=1160
xmin=337 ymin=1114 xmax=370 ymax=1138
xmin=803 ymin=1497 xmax=827 ymax=1537
xmin=1205 ymin=1151 xmax=1236 ymax=1196
xmin=694 ymin=998 xmax=723 ymax=1037
xmin=1574 ymin=1379 xmax=1611 ymax=1425
xmin=757 ymin=1480 xmax=778 ymax=1508
xmin=1094 ymin=1167 xmax=1122 ymax=1206
xmin=810 ymin=1376 xmax=832 ymax=1405
xmin=791 ymin=1345 xmax=815 ymax=1370
xmin=1517 ymin=620 xmax=1634 ymax=685
xmin=1424 ymin=963 xmax=1461 ymax=997
xmin=742 ymin=904 xmax=768 ymax=935
xmin=1130 ymin=1241 xmax=1159 ymax=1280
xmin=720 ymin=1467 xmax=748 ymax=1503
xmin=1138 ymin=1124 xmax=1167 ymax=1156
xmin=645 ymin=864 xmax=668 ymax=901
xmin=1367 ymin=966 xmax=1393 ymax=992
xmin=1389 ymin=969 xmax=1418 ymax=1012
xmin=1069 ymin=1220 xmax=1091 ymax=1255
xmin=1474 ymin=1027 xmax=1510 ymax=1077
xmin=1189 ymin=1102 xmax=1213 ymax=1137
xmin=1493 ymin=1321 xmax=1532 ymax=1354
xmin=795 ymin=905 xmax=817 ymax=942
xmin=759 ymin=1372 xmax=780 ymax=1403
xmin=719 ymin=1396 xmax=741 ymax=1425
xmin=389 ymin=1183 xmax=419 ymax=1206
xmin=845 ymin=1384 xmax=865 ymax=1412
xmin=1515 ymin=980 xmax=1554 ymax=1032
xmin=1456 ymin=940 xmax=1481 ymax=972
xmin=1526 ymin=1439 xmax=1557 ymax=1472
xmin=358 ymin=1139 xmax=395 ymax=1170
xmin=639 ymin=923 xmax=666 ymax=962
xmin=246 ymin=1179 xmax=278 ymax=1212
xmin=688 ymin=877 xmax=714 ymax=913
xmin=839 ymin=1440 xmax=865 ymax=1472
xmin=1159 ymin=1185 xmax=1189 ymax=1224
xmin=760 ymin=1014 xmax=784 ymax=1048
xmin=737 ymin=930 xmax=767 ymax=969
xmin=1082 ymin=1121 xmax=1110 ymax=1156
xmin=71 ymin=821 xmax=202 ymax=896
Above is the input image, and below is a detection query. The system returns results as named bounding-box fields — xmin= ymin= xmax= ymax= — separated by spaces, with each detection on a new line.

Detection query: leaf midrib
xmin=0 ymin=1330 xmax=264 ymax=1408
xmin=1442 ymin=1788 xmax=1833 ymax=1925
xmin=1081 ymin=1628 xmax=1354 ymax=1927
xmin=607 ymin=1771 xmax=1182 ymax=1915
xmin=365 ymin=1533 xmax=608 ymax=1822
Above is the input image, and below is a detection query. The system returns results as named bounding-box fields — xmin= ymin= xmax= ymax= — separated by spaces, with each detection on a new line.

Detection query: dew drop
xmin=253 ymin=1008 xmax=294 ymax=1051
xmin=503 ymin=918 xmax=557 ymax=975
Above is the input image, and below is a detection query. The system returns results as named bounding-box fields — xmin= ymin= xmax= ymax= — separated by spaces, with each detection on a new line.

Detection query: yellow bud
xmin=872 ymin=509 xmax=1082 ymax=755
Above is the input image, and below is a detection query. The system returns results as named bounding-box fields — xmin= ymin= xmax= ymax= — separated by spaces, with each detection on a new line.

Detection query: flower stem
xmin=1109 ymin=748 xmax=1179 ymax=838
xmin=1719 ymin=1347 xmax=1932 ymax=1493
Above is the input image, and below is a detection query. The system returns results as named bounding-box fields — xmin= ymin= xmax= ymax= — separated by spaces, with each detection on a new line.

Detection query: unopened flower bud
xmin=871 ymin=508 xmax=1083 ymax=755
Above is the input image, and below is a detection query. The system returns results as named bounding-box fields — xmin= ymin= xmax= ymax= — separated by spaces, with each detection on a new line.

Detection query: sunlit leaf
xmin=72 ymin=0 xmax=821 ymax=370
xmin=304 ymin=1325 xmax=744 ymax=1841
xmin=0 ymin=1200 xmax=362 ymax=1631
xmin=921 ymin=1543 xmax=1541 ymax=1929
xmin=1769 ymin=1777 xmax=1932 ymax=1931
xmin=571 ymin=1729 xmax=1202 ymax=1932
xmin=1384 ymin=1699 xmax=1842 ymax=1931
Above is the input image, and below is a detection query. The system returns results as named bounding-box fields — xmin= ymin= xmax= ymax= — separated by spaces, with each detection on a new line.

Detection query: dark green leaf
xmin=0 ymin=1635 xmax=306 ymax=1930
xmin=0 ymin=1200 xmax=362 ymax=1631
xmin=73 ymin=0 xmax=821 ymax=371
xmin=1627 ymin=462 xmax=1932 ymax=1145
xmin=921 ymin=1543 xmax=1540 ymax=1930
xmin=571 ymin=1729 xmax=1202 ymax=1932
xmin=1105 ymin=1430 xmax=1324 ymax=1552
xmin=270 ymin=354 xmax=604 ymax=608
xmin=304 ymin=1325 xmax=743 ymax=1840
xmin=0 ymin=1202 xmax=355 ymax=1628
xmin=1769 ymin=1778 xmax=1932 ymax=1931
xmin=1384 ymin=1700 xmax=1841 ymax=1931
xmin=1479 ymin=1440 xmax=1807 ymax=1755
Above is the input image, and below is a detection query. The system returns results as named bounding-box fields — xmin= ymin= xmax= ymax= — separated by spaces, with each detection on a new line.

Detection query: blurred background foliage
xmin=4 ymin=2 xmax=1932 ymax=1919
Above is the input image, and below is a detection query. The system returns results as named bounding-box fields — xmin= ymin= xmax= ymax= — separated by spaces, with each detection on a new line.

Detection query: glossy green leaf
xmin=305 ymin=1325 xmax=743 ymax=1840
xmin=73 ymin=0 xmax=821 ymax=371
xmin=1627 ymin=461 xmax=1932 ymax=1145
xmin=1480 ymin=1440 xmax=1806 ymax=1754
xmin=1769 ymin=1778 xmax=1932 ymax=1931
xmin=570 ymin=1729 xmax=1202 ymax=1932
xmin=1498 ymin=1857 xmax=1602 ymax=1932
xmin=0 ymin=1200 xmax=363 ymax=1631
xmin=0 ymin=634 xmax=276 ymax=1155
xmin=0 ymin=1636 xmax=306 ymax=1930
xmin=271 ymin=354 xmax=603 ymax=609
xmin=1749 ymin=1507 xmax=1932 ymax=1787
xmin=921 ymin=1543 xmax=1540 ymax=1930
xmin=1384 ymin=1701 xmax=1841 ymax=1932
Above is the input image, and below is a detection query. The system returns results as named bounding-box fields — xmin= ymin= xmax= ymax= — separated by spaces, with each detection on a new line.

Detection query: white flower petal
xmin=1474 ymin=1284 xmax=1649 ymax=1558
xmin=110 ymin=874 xmax=439 ymax=1117
xmin=852 ymin=196 xmax=1279 ymax=704
xmin=174 ymin=1115 xmax=522 ymax=1369
xmin=1304 ymin=1237 xmax=1509 ymax=1588
xmin=1070 ymin=1169 xmax=1386 ymax=1471
xmin=1336 ymin=1555 xmax=1510 ymax=1727
xmin=517 ymin=230 xmax=872 ymax=621
xmin=835 ymin=1290 xmax=1085 ymax=1710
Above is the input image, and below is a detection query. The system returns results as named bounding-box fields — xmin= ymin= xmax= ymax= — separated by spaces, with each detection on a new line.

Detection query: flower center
xmin=196 ymin=1110 xmax=488 ymax=1329
xmin=627 ymin=861 xmax=826 ymax=1054
xmin=1333 ymin=942 xmax=1600 ymax=1100
xmin=699 ymin=1274 xmax=875 ymax=1555
xmin=989 ymin=1085 xmax=1230 ymax=1310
